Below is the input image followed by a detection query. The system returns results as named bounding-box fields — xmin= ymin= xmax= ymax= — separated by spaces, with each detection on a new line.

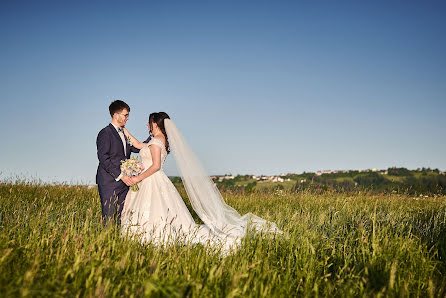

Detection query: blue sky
xmin=1 ymin=0 xmax=445 ymax=184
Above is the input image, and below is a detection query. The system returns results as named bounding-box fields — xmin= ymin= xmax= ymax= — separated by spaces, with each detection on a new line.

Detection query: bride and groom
xmin=96 ymin=100 xmax=280 ymax=250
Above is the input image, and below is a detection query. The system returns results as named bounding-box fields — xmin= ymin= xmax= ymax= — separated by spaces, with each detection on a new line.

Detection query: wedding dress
xmin=121 ymin=120 xmax=281 ymax=252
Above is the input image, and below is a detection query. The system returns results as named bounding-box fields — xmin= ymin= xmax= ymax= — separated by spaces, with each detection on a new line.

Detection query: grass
xmin=1 ymin=182 xmax=446 ymax=297
xmin=255 ymin=181 xmax=295 ymax=191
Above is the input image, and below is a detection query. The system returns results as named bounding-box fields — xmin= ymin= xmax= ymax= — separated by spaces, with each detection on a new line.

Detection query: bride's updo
xmin=149 ymin=112 xmax=170 ymax=154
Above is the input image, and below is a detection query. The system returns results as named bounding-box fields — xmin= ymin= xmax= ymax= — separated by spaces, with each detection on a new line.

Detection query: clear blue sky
xmin=1 ymin=0 xmax=445 ymax=184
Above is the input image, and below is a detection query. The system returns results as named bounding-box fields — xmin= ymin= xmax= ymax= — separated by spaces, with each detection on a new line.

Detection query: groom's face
xmin=115 ymin=108 xmax=129 ymax=127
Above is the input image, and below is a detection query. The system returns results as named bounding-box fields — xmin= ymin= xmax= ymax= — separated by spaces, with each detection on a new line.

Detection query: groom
xmin=96 ymin=100 xmax=148 ymax=225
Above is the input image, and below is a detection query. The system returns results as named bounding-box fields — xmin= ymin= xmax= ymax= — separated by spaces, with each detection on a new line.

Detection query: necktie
xmin=117 ymin=127 xmax=126 ymax=155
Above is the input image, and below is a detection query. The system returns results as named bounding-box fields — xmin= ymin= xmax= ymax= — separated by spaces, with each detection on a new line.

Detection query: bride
xmin=121 ymin=112 xmax=281 ymax=251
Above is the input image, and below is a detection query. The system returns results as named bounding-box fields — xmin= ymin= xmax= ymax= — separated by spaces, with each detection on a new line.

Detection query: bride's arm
xmin=131 ymin=145 xmax=162 ymax=183
xmin=123 ymin=128 xmax=145 ymax=149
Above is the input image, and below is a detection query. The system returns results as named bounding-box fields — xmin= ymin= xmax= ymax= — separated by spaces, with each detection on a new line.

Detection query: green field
xmin=1 ymin=182 xmax=446 ymax=297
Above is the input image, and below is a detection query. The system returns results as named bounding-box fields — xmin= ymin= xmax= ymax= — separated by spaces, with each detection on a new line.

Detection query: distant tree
xmin=337 ymin=180 xmax=356 ymax=192
xmin=245 ymin=181 xmax=257 ymax=194
xmin=273 ymin=184 xmax=284 ymax=191
xmin=387 ymin=167 xmax=412 ymax=176
xmin=170 ymin=176 xmax=182 ymax=185
xmin=354 ymin=172 xmax=387 ymax=187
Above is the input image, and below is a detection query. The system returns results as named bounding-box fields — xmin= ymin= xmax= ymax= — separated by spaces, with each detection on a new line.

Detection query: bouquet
xmin=120 ymin=157 xmax=145 ymax=191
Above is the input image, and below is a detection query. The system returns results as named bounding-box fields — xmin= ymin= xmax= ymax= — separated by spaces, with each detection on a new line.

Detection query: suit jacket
xmin=96 ymin=123 xmax=149 ymax=189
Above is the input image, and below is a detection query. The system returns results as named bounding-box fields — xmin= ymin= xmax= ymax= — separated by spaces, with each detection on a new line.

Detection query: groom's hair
xmin=109 ymin=100 xmax=130 ymax=117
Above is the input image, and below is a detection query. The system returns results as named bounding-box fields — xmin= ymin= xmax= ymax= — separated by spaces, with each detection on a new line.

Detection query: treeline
xmin=213 ymin=175 xmax=258 ymax=194
xmin=169 ymin=175 xmax=257 ymax=194
xmin=293 ymin=168 xmax=446 ymax=195
xmin=169 ymin=168 xmax=446 ymax=195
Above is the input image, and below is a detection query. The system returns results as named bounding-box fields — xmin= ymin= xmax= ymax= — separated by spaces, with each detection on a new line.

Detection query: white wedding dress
xmin=121 ymin=138 xmax=226 ymax=249
xmin=121 ymin=120 xmax=281 ymax=252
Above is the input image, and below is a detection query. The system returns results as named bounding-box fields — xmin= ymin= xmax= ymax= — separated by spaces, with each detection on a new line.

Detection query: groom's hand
xmin=121 ymin=175 xmax=135 ymax=186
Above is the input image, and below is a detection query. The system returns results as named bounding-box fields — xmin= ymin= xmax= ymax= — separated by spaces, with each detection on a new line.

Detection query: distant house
xmin=259 ymin=176 xmax=269 ymax=181
xmin=317 ymin=171 xmax=322 ymax=176
xmin=271 ymin=176 xmax=284 ymax=183
xmin=218 ymin=175 xmax=234 ymax=182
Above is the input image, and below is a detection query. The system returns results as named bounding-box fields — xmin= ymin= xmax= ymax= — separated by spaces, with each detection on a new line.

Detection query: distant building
xmin=218 ymin=175 xmax=234 ymax=182
xmin=271 ymin=176 xmax=284 ymax=183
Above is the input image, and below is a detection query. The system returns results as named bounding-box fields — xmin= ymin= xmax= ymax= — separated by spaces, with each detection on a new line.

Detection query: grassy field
xmin=1 ymin=182 xmax=446 ymax=297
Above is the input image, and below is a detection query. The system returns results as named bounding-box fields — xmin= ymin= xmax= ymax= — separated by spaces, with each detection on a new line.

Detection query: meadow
xmin=1 ymin=181 xmax=446 ymax=297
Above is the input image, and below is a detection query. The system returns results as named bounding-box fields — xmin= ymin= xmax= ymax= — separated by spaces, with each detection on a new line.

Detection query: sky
xmin=0 ymin=0 xmax=445 ymax=184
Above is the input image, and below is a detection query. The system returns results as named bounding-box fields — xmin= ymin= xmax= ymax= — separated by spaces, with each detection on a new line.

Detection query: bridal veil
xmin=164 ymin=119 xmax=282 ymax=241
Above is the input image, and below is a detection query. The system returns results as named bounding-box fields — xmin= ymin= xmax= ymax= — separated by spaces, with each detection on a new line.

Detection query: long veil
xmin=164 ymin=119 xmax=281 ymax=240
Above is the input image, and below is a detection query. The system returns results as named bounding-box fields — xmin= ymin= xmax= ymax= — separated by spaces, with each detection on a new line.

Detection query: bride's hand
xmin=123 ymin=127 xmax=130 ymax=137
xmin=130 ymin=176 xmax=141 ymax=184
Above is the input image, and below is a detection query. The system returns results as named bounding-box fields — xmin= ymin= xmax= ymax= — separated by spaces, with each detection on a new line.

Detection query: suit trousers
xmin=97 ymin=182 xmax=129 ymax=226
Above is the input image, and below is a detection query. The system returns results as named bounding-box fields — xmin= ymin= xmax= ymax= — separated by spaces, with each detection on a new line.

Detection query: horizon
xmin=2 ymin=165 xmax=444 ymax=186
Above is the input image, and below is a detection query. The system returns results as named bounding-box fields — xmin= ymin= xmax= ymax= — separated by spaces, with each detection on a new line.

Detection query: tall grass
xmin=1 ymin=182 xmax=445 ymax=297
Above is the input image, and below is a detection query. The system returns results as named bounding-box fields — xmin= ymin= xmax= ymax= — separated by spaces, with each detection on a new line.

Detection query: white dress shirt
xmin=111 ymin=123 xmax=126 ymax=181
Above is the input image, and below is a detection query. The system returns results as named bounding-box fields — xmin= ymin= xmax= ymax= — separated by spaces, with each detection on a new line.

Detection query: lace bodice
xmin=140 ymin=137 xmax=168 ymax=169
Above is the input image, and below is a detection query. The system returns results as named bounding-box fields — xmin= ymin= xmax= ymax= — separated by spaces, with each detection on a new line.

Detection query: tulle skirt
xmin=120 ymin=170 xmax=240 ymax=252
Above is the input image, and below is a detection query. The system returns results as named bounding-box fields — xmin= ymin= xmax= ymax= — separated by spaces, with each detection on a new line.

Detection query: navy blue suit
xmin=96 ymin=123 xmax=149 ymax=225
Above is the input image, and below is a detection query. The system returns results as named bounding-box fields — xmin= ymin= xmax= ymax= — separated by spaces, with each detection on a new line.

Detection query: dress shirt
xmin=111 ymin=123 xmax=126 ymax=181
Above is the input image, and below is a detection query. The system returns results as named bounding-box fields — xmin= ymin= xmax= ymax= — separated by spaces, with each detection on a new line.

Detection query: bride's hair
xmin=149 ymin=112 xmax=170 ymax=154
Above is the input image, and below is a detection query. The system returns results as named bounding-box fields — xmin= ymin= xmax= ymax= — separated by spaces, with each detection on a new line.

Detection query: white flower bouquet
xmin=120 ymin=156 xmax=145 ymax=191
